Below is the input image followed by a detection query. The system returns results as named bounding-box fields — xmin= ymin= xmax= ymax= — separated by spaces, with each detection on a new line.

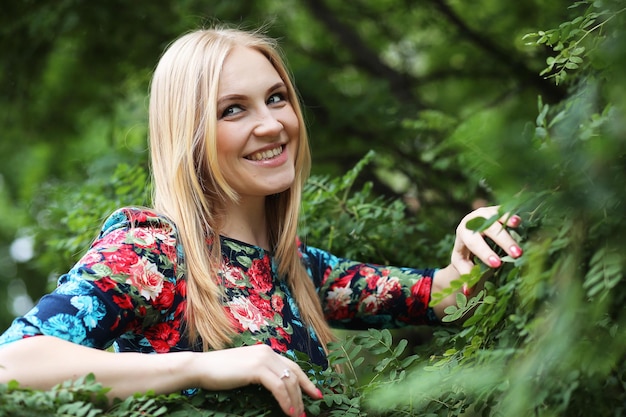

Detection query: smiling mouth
xmin=245 ymin=145 xmax=284 ymax=161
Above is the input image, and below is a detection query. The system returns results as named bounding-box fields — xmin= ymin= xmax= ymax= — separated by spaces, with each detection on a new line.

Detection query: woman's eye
xmin=267 ymin=93 xmax=286 ymax=105
xmin=220 ymin=105 xmax=243 ymax=119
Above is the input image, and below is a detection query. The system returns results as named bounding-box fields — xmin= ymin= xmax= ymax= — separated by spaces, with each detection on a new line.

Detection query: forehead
xmin=218 ymin=46 xmax=283 ymax=94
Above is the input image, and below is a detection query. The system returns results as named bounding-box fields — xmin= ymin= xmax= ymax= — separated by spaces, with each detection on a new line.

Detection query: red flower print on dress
xmin=160 ymin=240 xmax=177 ymax=263
xmin=101 ymin=245 xmax=140 ymax=275
xmin=364 ymin=267 xmax=390 ymax=290
xmin=112 ymin=293 xmax=134 ymax=310
xmin=129 ymin=228 xmax=158 ymax=248
xmin=269 ymin=337 xmax=287 ymax=352
xmin=361 ymin=275 xmax=402 ymax=314
xmin=271 ymin=294 xmax=284 ymax=312
xmin=153 ymin=280 xmax=175 ymax=310
xmin=130 ymin=227 xmax=177 ymax=250
xmin=93 ymin=277 xmax=119 ymax=292
xmin=110 ymin=315 xmax=121 ymax=331
xmin=125 ymin=208 xmax=150 ymax=224
xmin=406 ymin=279 xmax=430 ymax=317
xmin=248 ymin=292 xmax=273 ymax=320
xmin=175 ymin=299 xmax=186 ymax=320
xmin=321 ymin=265 xmax=334 ymax=285
xmin=175 ymin=279 xmax=186 ymax=297
xmin=99 ymin=229 xmax=128 ymax=247
xmin=277 ymin=326 xmax=291 ymax=343
xmin=220 ymin=263 xmax=244 ymax=288
xmin=153 ymin=229 xmax=177 ymax=248
xmin=227 ymin=296 xmax=268 ymax=333
xmin=80 ymin=250 xmax=103 ymax=266
xmin=329 ymin=268 xmax=358 ymax=290
xmin=144 ymin=322 xmax=180 ymax=353
xmin=360 ymin=266 xmax=377 ymax=281
xmin=324 ymin=284 xmax=354 ymax=320
xmin=127 ymin=257 xmax=165 ymax=301
xmin=247 ymin=257 xmax=273 ymax=293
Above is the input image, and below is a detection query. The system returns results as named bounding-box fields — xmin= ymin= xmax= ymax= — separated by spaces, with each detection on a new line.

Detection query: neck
xmin=220 ymin=196 xmax=270 ymax=250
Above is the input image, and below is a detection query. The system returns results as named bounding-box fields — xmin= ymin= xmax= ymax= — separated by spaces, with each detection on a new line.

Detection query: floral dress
xmin=0 ymin=207 xmax=438 ymax=367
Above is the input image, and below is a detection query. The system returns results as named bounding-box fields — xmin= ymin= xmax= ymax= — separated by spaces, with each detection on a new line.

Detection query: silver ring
xmin=280 ymin=369 xmax=291 ymax=379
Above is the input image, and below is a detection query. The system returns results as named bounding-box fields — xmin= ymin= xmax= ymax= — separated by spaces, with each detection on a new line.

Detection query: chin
xmin=268 ymin=183 xmax=293 ymax=195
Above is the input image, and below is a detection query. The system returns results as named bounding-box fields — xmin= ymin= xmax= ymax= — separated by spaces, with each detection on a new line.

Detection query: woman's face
xmin=215 ymin=46 xmax=300 ymax=200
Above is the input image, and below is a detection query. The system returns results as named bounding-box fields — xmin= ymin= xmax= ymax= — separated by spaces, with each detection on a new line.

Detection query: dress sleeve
xmin=299 ymin=241 xmax=439 ymax=329
xmin=0 ymin=207 xmax=185 ymax=351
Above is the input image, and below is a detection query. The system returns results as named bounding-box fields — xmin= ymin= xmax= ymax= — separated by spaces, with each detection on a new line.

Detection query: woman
xmin=0 ymin=27 xmax=523 ymax=417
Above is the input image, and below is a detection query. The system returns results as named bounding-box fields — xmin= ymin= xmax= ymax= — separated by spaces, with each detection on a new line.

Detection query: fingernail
xmin=488 ymin=256 xmax=501 ymax=268
xmin=462 ymin=284 xmax=471 ymax=297
xmin=299 ymin=413 xmax=307 ymax=417
xmin=509 ymin=215 xmax=521 ymax=227
xmin=289 ymin=407 xmax=295 ymax=415
xmin=316 ymin=388 xmax=323 ymax=399
xmin=510 ymin=245 xmax=523 ymax=258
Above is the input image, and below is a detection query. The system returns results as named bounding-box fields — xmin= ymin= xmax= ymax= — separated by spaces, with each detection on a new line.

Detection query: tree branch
xmin=300 ymin=0 xmax=424 ymax=108
xmin=428 ymin=0 xmax=566 ymax=103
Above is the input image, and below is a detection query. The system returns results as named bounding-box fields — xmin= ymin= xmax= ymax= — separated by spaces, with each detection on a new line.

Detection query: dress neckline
xmin=219 ymin=235 xmax=274 ymax=257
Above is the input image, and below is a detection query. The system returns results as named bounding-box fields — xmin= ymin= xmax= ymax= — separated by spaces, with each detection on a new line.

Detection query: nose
xmin=253 ymin=108 xmax=283 ymax=137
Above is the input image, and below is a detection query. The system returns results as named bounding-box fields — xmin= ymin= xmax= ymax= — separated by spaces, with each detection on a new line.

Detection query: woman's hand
xmin=193 ymin=344 xmax=321 ymax=417
xmin=432 ymin=205 xmax=523 ymax=319
xmin=451 ymin=205 xmax=523 ymax=277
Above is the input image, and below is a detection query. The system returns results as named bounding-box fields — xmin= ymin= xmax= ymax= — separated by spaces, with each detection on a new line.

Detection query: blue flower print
xmin=56 ymin=275 xmax=95 ymax=296
xmin=71 ymin=295 xmax=106 ymax=330
xmin=0 ymin=318 xmax=39 ymax=347
xmin=41 ymin=313 xmax=87 ymax=344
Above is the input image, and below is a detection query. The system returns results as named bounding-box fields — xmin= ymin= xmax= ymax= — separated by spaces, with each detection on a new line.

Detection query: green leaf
xmin=456 ymin=292 xmax=467 ymax=309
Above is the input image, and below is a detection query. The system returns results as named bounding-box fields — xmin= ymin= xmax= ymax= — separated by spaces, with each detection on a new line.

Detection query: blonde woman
xmin=0 ymin=28 xmax=523 ymax=417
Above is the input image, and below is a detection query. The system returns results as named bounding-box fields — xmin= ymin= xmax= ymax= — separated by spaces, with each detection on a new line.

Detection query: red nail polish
xmin=488 ymin=255 xmax=501 ymax=268
xmin=299 ymin=413 xmax=307 ymax=417
xmin=462 ymin=284 xmax=471 ymax=297
xmin=289 ymin=407 xmax=295 ymax=415
xmin=316 ymin=388 xmax=323 ymax=399
xmin=509 ymin=215 xmax=521 ymax=227
xmin=510 ymin=245 xmax=523 ymax=258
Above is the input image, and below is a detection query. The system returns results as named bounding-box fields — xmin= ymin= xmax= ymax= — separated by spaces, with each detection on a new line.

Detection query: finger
xmin=278 ymin=366 xmax=304 ymax=416
xmin=242 ymin=346 xmax=305 ymax=416
xmin=278 ymin=358 xmax=323 ymax=415
xmin=454 ymin=228 xmax=502 ymax=272
xmin=484 ymin=221 xmax=523 ymax=259
xmin=469 ymin=206 xmax=521 ymax=229
xmin=277 ymin=356 xmax=320 ymax=401
xmin=258 ymin=369 xmax=300 ymax=416
xmin=498 ymin=212 xmax=522 ymax=228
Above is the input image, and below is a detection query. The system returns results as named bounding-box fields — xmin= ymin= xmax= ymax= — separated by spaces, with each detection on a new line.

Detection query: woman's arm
xmin=0 ymin=336 xmax=319 ymax=417
xmin=0 ymin=336 xmax=195 ymax=396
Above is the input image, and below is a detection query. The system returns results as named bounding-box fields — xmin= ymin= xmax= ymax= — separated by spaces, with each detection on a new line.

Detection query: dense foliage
xmin=1 ymin=0 xmax=626 ymax=416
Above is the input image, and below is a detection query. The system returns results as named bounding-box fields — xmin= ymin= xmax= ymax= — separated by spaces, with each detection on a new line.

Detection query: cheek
xmin=284 ymin=110 xmax=301 ymax=142
xmin=216 ymin=126 xmax=238 ymax=156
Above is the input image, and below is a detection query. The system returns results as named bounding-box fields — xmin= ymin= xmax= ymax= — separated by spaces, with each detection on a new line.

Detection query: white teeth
xmin=247 ymin=146 xmax=283 ymax=161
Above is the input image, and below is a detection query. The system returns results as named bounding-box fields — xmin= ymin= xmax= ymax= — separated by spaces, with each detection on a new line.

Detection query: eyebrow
xmin=217 ymin=82 xmax=287 ymax=107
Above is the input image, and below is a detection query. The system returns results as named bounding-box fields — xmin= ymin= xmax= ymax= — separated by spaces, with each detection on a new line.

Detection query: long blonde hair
xmin=148 ymin=27 xmax=334 ymax=352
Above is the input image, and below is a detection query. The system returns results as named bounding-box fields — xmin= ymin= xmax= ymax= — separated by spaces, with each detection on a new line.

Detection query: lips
xmin=245 ymin=145 xmax=284 ymax=161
